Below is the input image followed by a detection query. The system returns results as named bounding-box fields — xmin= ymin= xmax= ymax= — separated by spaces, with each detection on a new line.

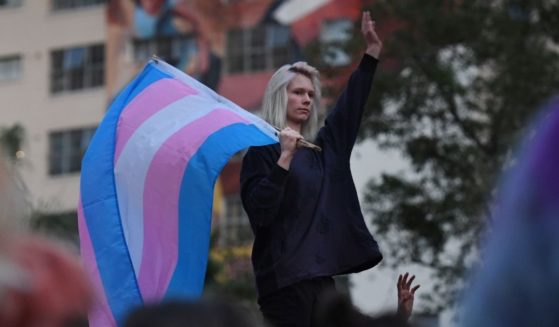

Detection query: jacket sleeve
xmin=319 ymin=54 xmax=378 ymax=159
xmin=240 ymin=146 xmax=288 ymax=229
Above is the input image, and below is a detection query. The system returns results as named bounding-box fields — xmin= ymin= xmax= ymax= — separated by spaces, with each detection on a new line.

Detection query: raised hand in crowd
xmin=397 ymin=273 xmax=420 ymax=321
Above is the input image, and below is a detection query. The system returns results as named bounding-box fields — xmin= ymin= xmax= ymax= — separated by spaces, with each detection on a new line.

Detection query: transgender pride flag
xmin=78 ymin=57 xmax=277 ymax=326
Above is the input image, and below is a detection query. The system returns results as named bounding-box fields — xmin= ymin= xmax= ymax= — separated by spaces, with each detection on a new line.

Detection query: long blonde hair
xmin=261 ymin=62 xmax=322 ymax=141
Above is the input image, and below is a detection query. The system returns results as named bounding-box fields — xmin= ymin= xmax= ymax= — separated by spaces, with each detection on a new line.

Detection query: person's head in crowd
xmin=124 ymin=298 xmax=261 ymax=327
xmin=0 ymin=236 xmax=93 ymax=327
xmin=460 ymin=96 xmax=559 ymax=326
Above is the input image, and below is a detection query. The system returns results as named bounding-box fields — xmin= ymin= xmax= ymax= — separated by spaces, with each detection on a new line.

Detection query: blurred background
xmin=1 ymin=1 xmax=558 ymax=326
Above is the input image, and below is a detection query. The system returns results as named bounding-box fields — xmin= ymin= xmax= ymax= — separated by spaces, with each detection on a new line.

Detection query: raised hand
xmin=397 ymin=272 xmax=420 ymax=321
xmin=361 ymin=11 xmax=383 ymax=59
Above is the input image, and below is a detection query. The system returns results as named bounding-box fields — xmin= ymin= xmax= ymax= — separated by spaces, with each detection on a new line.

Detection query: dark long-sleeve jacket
xmin=240 ymin=54 xmax=383 ymax=298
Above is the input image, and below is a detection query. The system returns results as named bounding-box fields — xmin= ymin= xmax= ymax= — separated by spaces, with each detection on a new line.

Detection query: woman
xmin=240 ymin=11 xmax=383 ymax=327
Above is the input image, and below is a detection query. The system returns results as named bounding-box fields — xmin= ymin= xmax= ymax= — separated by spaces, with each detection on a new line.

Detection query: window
xmin=219 ymin=196 xmax=253 ymax=247
xmin=32 ymin=211 xmax=79 ymax=241
xmin=0 ymin=55 xmax=21 ymax=82
xmin=0 ymin=0 xmax=22 ymax=8
xmin=48 ymin=127 xmax=95 ymax=176
xmin=50 ymin=44 xmax=104 ymax=93
xmin=133 ymin=35 xmax=197 ymax=68
xmin=320 ymin=19 xmax=352 ymax=66
xmin=226 ymin=24 xmax=293 ymax=73
xmin=51 ymin=0 xmax=105 ymax=10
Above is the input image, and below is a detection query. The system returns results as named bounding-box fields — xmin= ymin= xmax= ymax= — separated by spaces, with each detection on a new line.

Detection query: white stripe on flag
xmin=114 ymin=94 xmax=226 ymax=276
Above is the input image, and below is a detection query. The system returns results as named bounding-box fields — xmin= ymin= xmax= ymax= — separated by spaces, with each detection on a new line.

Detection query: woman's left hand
xmin=361 ymin=11 xmax=382 ymax=59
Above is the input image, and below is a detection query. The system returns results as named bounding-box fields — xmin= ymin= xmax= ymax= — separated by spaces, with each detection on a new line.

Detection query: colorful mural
xmin=104 ymin=0 xmax=358 ymax=100
xmin=106 ymin=0 xmax=231 ymax=97
xmin=105 ymin=0 xmax=361 ymax=99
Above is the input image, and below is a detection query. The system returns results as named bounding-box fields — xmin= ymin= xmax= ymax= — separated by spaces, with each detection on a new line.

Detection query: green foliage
xmin=204 ymin=231 xmax=257 ymax=304
xmin=355 ymin=0 xmax=559 ymax=311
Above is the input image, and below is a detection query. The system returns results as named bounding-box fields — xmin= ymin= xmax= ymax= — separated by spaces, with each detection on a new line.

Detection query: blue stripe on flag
xmin=81 ymin=63 xmax=173 ymax=324
xmin=165 ymin=123 xmax=276 ymax=298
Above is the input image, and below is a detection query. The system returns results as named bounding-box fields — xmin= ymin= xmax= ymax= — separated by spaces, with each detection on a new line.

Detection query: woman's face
xmin=286 ymin=74 xmax=314 ymax=127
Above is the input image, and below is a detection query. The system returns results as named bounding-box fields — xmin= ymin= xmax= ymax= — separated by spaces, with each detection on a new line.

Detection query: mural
xmin=103 ymin=0 xmax=343 ymax=99
xmin=106 ymin=0 xmax=230 ymax=97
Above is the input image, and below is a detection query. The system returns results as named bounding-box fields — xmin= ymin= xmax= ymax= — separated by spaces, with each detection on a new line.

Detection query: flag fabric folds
xmin=78 ymin=58 xmax=277 ymax=326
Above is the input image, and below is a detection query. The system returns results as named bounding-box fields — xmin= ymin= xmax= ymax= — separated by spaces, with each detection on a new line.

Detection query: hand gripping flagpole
xmin=273 ymin=126 xmax=322 ymax=152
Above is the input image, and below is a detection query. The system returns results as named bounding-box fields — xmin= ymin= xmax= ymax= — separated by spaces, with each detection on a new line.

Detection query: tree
xmin=352 ymin=0 xmax=559 ymax=312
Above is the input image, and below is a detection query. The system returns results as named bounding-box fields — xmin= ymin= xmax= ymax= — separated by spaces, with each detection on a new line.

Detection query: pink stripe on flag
xmin=78 ymin=201 xmax=117 ymax=327
xmin=138 ymin=109 xmax=249 ymax=300
xmin=114 ymin=78 xmax=198 ymax=162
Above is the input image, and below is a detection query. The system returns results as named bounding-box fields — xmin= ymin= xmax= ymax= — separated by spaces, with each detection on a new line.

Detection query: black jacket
xmin=240 ymin=54 xmax=383 ymax=298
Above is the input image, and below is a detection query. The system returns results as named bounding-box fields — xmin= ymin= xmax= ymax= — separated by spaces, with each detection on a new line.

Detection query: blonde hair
xmin=261 ymin=61 xmax=322 ymax=141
